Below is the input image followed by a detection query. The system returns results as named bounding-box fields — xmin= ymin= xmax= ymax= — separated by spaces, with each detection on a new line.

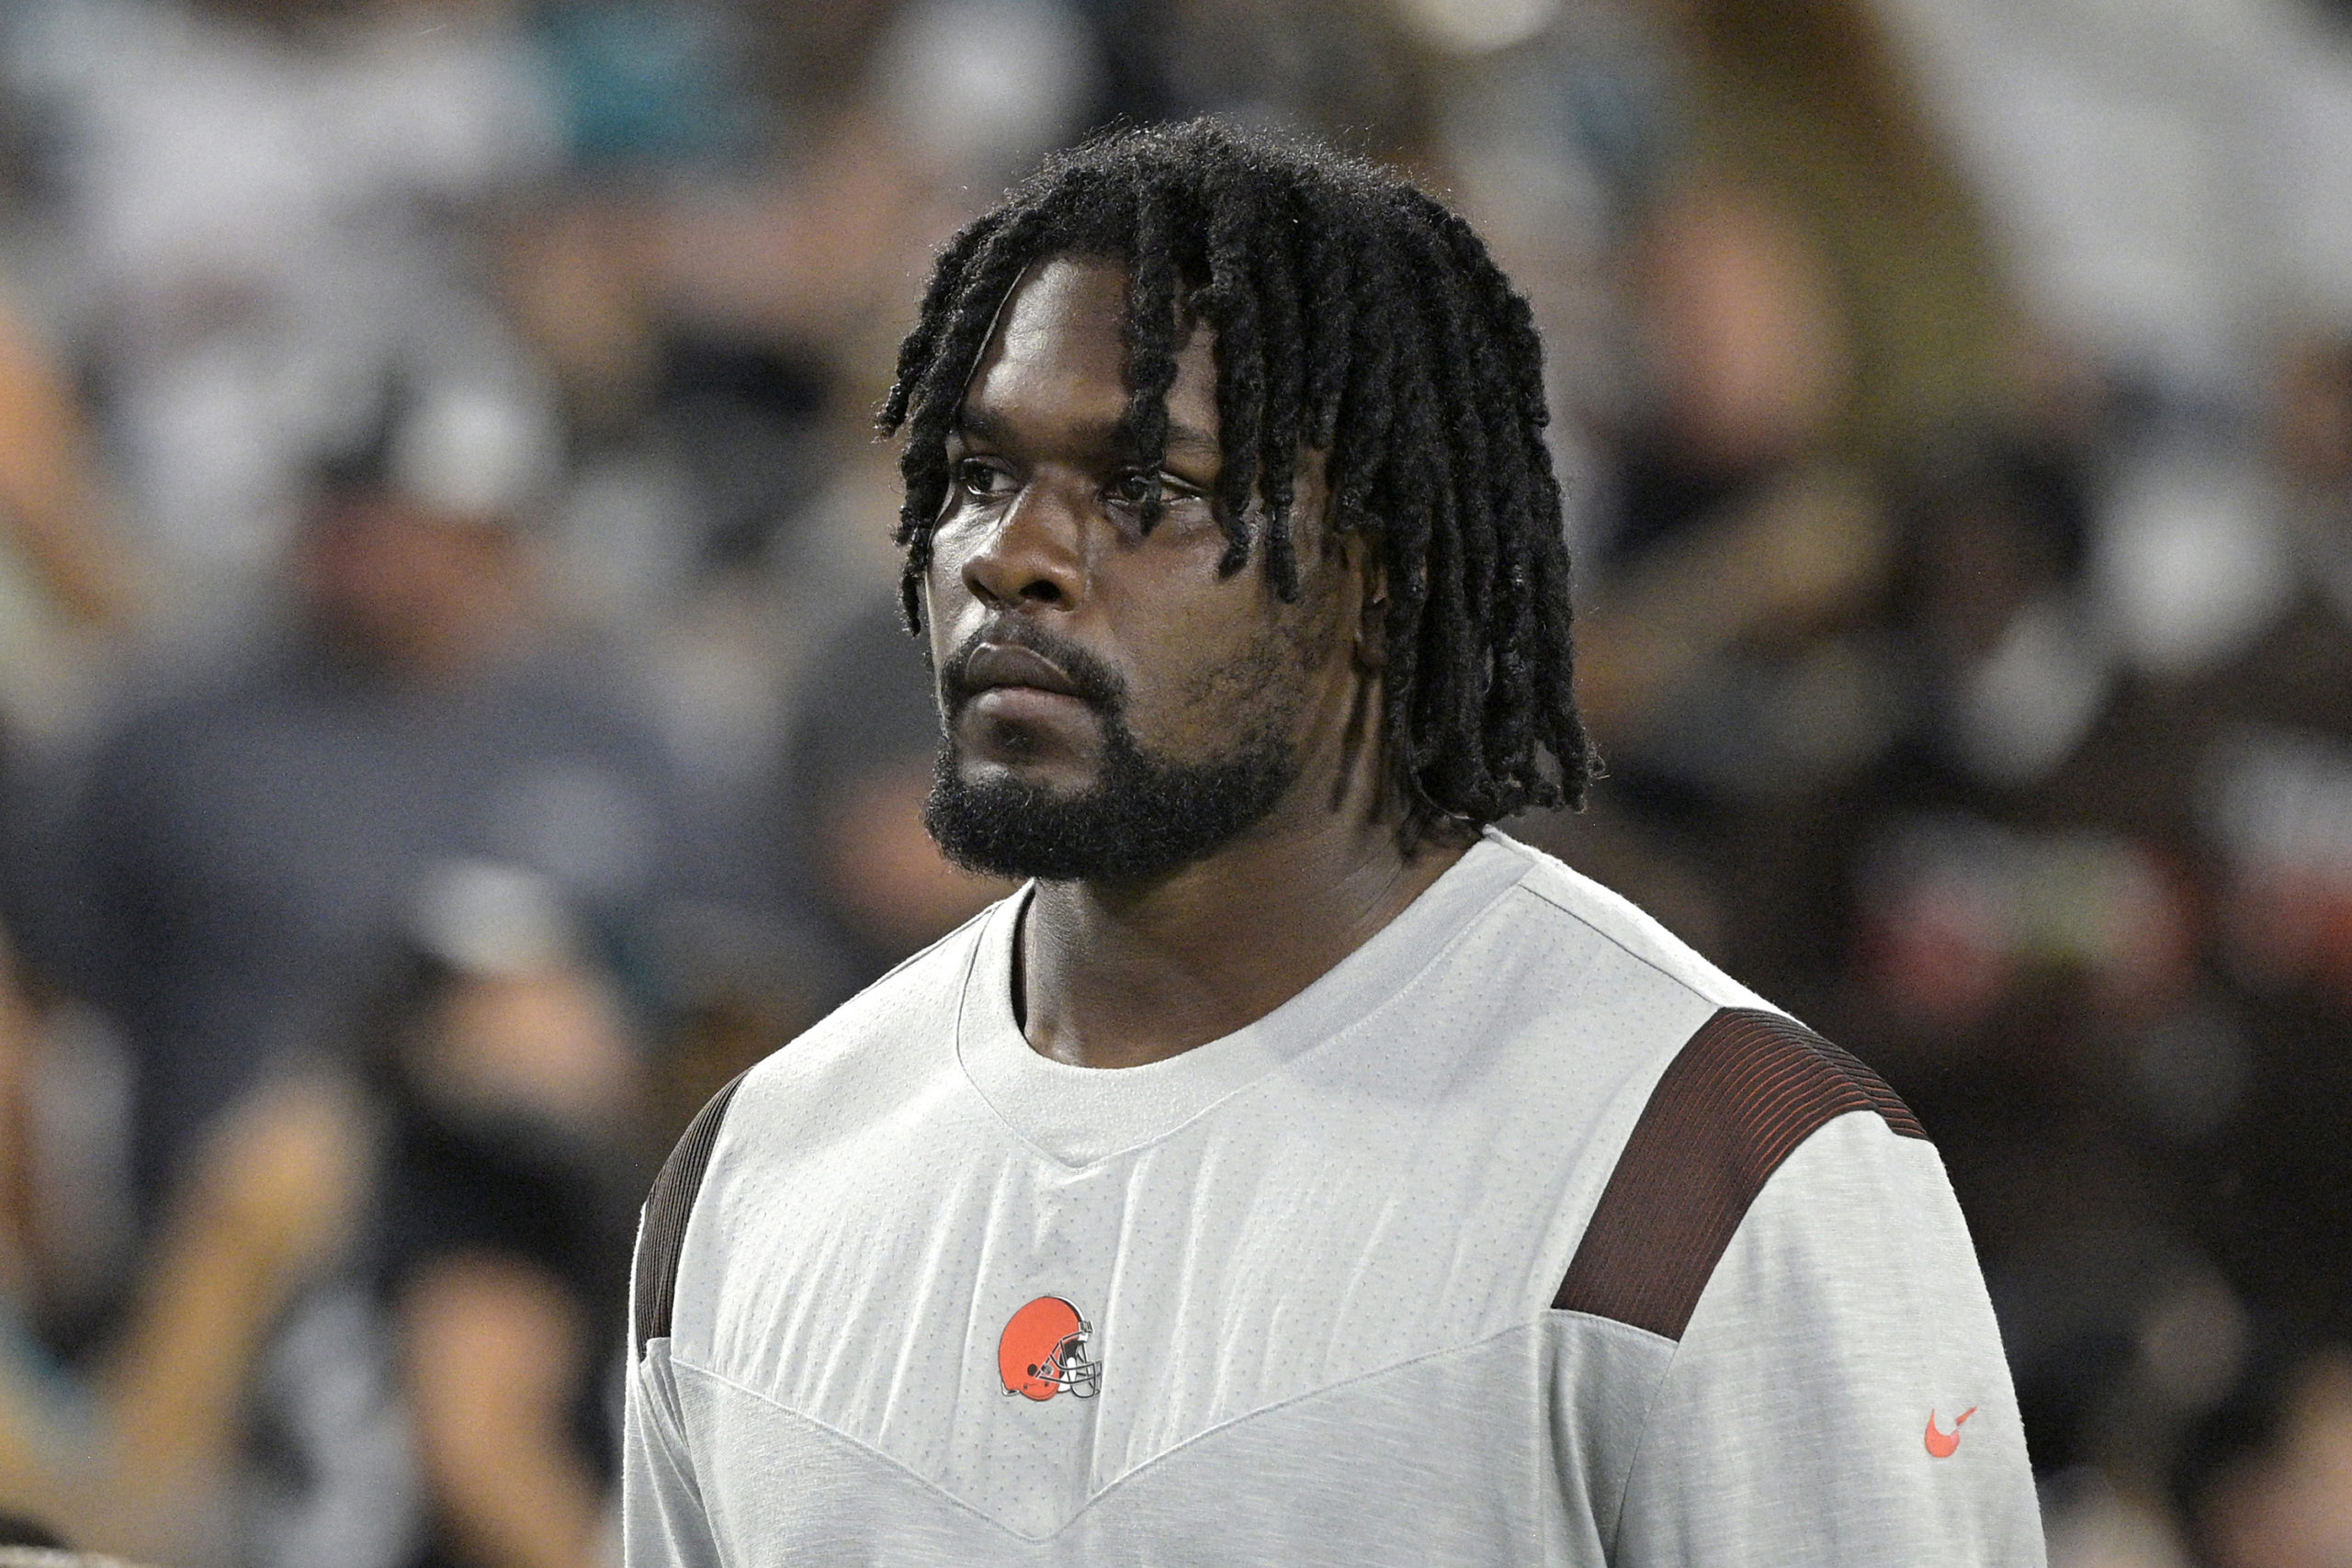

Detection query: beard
xmin=924 ymin=627 xmax=1303 ymax=885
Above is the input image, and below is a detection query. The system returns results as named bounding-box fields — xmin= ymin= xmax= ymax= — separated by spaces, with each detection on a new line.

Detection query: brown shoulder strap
xmin=1553 ymin=1008 xmax=1926 ymax=1341
xmin=633 ymin=1072 xmax=748 ymax=1359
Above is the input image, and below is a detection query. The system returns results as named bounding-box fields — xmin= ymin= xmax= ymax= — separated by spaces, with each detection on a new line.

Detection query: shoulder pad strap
xmin=1554 ymin=1008 xmax=1926 ymax=1340
xmin=633 ymin=1072 xmax=748 ymax=1359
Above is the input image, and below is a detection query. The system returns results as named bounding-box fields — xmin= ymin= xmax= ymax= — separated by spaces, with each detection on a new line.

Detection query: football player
xmin=625 ymin=120 xmax=2043 ymax=1566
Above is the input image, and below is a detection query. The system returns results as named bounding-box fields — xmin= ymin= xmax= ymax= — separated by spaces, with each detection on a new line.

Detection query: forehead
xmin=959 ymin=255 xmax=1218 ymax=457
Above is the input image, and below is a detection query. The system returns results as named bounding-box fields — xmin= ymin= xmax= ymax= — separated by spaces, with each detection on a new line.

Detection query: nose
xmin=959 ymin=474 xmax=1087 ymax=614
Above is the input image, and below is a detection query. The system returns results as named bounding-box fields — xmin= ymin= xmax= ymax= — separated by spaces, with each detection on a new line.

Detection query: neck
xmin=1017 ymin=802 xmax=1470 ymax=1070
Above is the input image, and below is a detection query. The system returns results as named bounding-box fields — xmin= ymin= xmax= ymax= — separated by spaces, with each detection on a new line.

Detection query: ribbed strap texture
xmin=633 ymin=1072 xmax=748 ymax=1359
xmin=1553 ymin=1008 xmax=1927 ymax=1340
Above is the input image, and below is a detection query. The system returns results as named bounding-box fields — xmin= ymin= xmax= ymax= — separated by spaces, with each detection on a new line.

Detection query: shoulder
xmin=1481 ymin=830 xmax=1776 ymax=1016
xmin=628 ymin=899 xmax=1002 ymax=1357
xmin=632 ymin=1069 xmax=749 ymax=1358
xmin=1464 ymin=840 xmax=1940 ymax=1341
xmin=1554 ymin=1002 xmax=1931 ymax=1341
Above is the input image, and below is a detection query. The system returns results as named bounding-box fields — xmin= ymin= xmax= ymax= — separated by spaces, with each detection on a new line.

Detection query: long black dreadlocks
xmin=878 ymin=118 xmax=1598 ymax=831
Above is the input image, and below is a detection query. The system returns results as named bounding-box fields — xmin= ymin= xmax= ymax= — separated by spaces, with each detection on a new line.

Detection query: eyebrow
xmin=956 ymin=405 xmax=1222 ymax=463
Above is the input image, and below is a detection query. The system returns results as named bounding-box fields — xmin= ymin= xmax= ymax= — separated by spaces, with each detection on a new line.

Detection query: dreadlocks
xmin=878 ymin=118 xmax=1597 ymax=830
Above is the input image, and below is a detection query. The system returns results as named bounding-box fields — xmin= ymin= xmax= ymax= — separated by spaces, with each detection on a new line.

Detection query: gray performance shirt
xmin=625 ymin=831 xmax=2046 ymax=1565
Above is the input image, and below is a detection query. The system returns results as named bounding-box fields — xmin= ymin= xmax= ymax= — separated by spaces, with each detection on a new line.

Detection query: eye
xmin=956 ymin=457 xmax=1016 ymax=500
xmin=1105 ymin=470 xmax=1204 ymax=515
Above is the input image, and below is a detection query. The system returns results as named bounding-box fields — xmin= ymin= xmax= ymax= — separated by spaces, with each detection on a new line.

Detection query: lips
xmin=963 ymin=642 xmax=1085 ymax=700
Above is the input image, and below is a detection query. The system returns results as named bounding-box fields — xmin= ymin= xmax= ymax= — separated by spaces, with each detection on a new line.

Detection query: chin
xmin=955 ymin=752 xmax=1102 ymax=801
xmin=954 ymin=712 xmax=1107 ymax=791
xmin=925 ymin=724 xmax=1302 ymax=886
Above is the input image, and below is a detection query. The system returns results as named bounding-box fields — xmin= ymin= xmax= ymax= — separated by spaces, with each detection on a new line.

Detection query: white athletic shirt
xmin=624 ymin=831 xmax=2046 ymax=1566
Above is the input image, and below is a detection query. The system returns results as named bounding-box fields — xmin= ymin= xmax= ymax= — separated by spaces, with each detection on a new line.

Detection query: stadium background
xmin=0 ymin=0 xmax=2347 ymax=1561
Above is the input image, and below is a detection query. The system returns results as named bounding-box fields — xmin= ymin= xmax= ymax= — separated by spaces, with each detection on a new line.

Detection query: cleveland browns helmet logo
xmin=999 ymin=1295 xmax=1101 ymax=1401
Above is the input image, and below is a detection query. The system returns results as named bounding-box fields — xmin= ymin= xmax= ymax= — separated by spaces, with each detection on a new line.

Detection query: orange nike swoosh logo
xmin=1924 ymin=1406 xmax=1977 ymax=1458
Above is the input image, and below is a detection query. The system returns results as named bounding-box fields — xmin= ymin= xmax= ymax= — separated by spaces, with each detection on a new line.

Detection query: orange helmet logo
xmin=999 ymin=1295 xmax=1101 ymax=1402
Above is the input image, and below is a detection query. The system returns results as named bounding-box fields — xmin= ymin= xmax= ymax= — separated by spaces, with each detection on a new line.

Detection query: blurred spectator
xmin=238 ymin=860 xmax=639 ymax=1568
xmin=1539 ymin=175 xmax=1894 ymax=980
xmin=1544 ymin=0 xmax=2027 ymax=969
xmin=2 ymin=971 xmax=362 ymax=1567
xmin=3 ymin=0 xmax=563 ymax=651
xmin=1667 ymin=0 xmax=2016 ymax=457
xmin=1874 ymin=0 xmax=2352 ymax=703
xmin=22 ymin=377 xmax=706 ymax=1219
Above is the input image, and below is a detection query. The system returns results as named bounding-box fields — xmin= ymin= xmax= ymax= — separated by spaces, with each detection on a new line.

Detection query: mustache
xmin=940 ymin=621 xmax=1128 ymax=715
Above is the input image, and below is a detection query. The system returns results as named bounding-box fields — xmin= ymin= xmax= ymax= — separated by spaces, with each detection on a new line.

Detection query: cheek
xmin=1126 ymin=601 xmax=1324 ymax=749
xmin=921 ymin=540 xmax=984 ymax=655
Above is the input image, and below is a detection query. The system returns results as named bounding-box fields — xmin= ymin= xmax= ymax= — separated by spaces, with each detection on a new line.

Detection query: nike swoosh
xmin=1924 ymin=1406 xmax=1978 ymax=1459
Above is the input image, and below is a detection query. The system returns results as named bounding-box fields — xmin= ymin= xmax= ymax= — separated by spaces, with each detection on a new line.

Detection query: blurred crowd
xmin=0 ymin=0 xmax=2345 ymax=1562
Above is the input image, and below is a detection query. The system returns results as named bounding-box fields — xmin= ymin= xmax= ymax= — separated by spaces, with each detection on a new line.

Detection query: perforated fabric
xmin=624 ymin=832 xmax=2044 ymax=1565
xmin=1554 ymin=1008 xmax=1928 ymax=1339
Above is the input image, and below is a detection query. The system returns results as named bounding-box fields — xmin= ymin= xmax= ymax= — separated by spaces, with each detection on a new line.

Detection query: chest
xmin=675 ymin=1067 xmax=1616 ymax=1535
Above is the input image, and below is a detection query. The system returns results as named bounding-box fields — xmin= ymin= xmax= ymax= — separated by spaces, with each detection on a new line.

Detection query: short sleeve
xmin=1608 ymin=1113 xmax=2045 ymax=1566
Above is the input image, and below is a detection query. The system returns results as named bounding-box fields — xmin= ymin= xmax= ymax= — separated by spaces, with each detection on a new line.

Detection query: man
xmin=627 ymin=121 xmax=2043 ymax=1565
xmin=36 ymin=379 xmax=699 ymax=1215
